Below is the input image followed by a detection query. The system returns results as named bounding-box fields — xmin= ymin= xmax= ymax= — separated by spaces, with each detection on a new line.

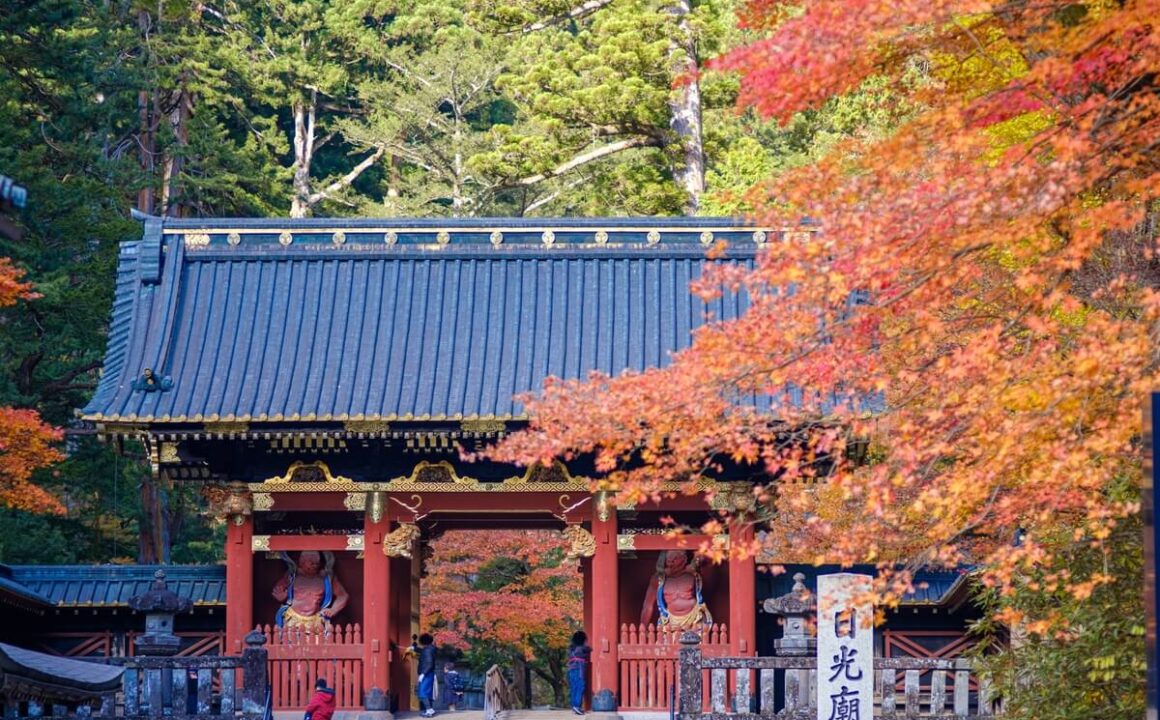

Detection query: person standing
xmin=416 ymin=633 xmax=438 ymax=717
xmin=567 ymin=631 xmax=592 ymax=716
xmin=304 ymin=678 xmax=336 ymax=720
xmin=443 ymin=662 xmax=464 ymax=711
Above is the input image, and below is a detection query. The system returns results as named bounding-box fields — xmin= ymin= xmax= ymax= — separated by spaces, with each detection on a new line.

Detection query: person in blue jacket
xmin=416 ymin=633 xmax=438 ymax=717
xmin=442 ymin=662 xmax=465 ymax=711
xmin=567 ymin=631 xmax=592 ymax=715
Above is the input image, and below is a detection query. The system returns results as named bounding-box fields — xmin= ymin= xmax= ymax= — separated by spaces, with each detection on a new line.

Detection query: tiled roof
xmin=767 ymin=565 xmax=971 ymax=607
xmin=0 ymin=643 xmax=123 ymax=694
xmin=81 ymin=218 xmax=779 ymax=425
xmin=0 ymin=566 xmax=52 ymax=610
xmin=7 ymin=565 xmax=226 ymax=608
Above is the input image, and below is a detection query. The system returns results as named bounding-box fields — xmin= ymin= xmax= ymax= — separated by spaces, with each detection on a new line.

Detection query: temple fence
xmin=3 ymin=633 xmax=269 ymax=720
xmin=257 ymin=623 xmax=363 ymax=710
xmin=676 ymin=632 xmax=1001 ymax=719
xmin=618 ymin=623 xmax=730 ymax=711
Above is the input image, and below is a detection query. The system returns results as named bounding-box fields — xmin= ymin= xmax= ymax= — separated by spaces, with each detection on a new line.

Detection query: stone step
xmin=500 ymin=709 xmax=585 ymax=720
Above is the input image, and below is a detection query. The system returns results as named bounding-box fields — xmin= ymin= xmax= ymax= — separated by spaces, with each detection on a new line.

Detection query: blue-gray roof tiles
xmin=7 ymin=565 xmax=226 ymax=607
xmin=82 ymin=218 xmax=792 ymax=424
xmin=767 ymin=565 xmax=971 ymax=607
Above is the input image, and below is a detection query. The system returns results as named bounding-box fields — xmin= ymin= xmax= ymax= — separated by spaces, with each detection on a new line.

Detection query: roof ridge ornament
xmin=542 ymin=230 xmax=556 ymax=247
xmin=490 ymin=230 xmax=503 ymax=247
xmin=184 ymin=233 xmax=210 ymax=248
xmin=279 ymin=231 xmax=293 ymax=246
xmin=594 ymin=230 xmax=609 ymax=245
xmin=646 ymin=229 xmax=661 ymax=246
xmin=385 ymin=231 xmax=398 ymax=246
xmin=131 ymin=368 xmax=173 ymax=393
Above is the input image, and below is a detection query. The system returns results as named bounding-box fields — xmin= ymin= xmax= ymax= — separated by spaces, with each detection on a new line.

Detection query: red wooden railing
xmin=617 ymin=623 xmax=730 ymax=711
xmin=259 ymin=623 xmax=364 ymax=710
xmin=37 ymin=631 xmax=225 ymax=659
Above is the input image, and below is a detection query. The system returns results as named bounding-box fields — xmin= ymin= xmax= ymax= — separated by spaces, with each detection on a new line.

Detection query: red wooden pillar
xmin=728 ymin=522 xmax=757 ymax=656
xmin=225 ymin=515 xmax=254 ymax=654
xmin=389 ymin=553 xmax=414 ymax=711
xmin=363 ymin=496 xmax=392 ymax=700
xmin=582 ymin=555 xmax=594 ymax=646
xmin=590 ymin=496 xmax=618 ymax=710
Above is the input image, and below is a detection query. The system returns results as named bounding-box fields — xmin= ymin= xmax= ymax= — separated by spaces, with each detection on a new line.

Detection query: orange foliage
xmin=0 ymin=257 xmax=37 ymax=307
xmin=493 ymin=0 xmax=1160 ymax=626
xmin=422 ymin=530 xmax=581 ymax=659
xmin=1 ymin=257 xmax=63 ymax=513
xmin=0 ymin=407 xmax=65 ymax=514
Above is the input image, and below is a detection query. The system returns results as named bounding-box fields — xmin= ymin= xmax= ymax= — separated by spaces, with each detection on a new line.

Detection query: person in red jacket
xmin=304 ymin=678 xmax=336 ymax=720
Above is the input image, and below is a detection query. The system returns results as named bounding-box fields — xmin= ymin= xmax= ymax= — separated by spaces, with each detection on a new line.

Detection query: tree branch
xmin=39 ymin=360 xmax=104 ymax=396
xmin=510 ymin=136 xmax=659 ymax=187
xmin=523 ymin=176 xmax=588 ymax=214
xmin=307 ymin=145 xmax=387 ymax=206
xmin=511 ymin=0 xmax=615 ymax=33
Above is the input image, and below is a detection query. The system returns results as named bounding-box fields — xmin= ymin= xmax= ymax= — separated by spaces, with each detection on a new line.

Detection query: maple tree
xmin=494 ymin=0 xmax=1159 ymax=649
xmin=422 ymin=529 xmax=582 ymax=704
xmin=0 ymin=259 xmax=64 ymax=514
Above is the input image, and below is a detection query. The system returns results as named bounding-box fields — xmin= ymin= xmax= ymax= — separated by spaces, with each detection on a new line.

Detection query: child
xmin=443 ymin=662 xmax=464 ymax=711
xmin=304 ymin=678 xmax=336 ymax=720
xmin=416 ymin=633 xmax=438 ymax=717
xmin=567 ymin=631 xmax=592 ymax=716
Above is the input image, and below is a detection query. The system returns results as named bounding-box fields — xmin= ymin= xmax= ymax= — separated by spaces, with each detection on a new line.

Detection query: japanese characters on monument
xmin=817 ymin=573 xmax=873 ymax=720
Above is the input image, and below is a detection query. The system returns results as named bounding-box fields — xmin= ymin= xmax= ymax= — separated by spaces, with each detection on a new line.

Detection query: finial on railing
xmin=244 ymin=629 xmax=268 ymax=648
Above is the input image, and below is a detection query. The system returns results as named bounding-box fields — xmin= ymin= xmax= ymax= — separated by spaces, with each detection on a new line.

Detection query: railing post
xmin=241 ymin=629 xmax=269 ymax=714
xmin=677 ymin=631 xmax=703 ymax=720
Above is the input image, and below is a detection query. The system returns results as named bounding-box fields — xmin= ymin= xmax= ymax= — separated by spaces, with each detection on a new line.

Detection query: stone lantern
xmin=127 ymin=569 xmax=193 ymax=656
xmin=761 ymin=572 xmax=816 ymax=657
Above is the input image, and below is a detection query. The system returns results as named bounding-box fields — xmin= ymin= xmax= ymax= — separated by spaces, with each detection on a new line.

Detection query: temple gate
xmin=82 ymin=218 xmax=775 ymax=712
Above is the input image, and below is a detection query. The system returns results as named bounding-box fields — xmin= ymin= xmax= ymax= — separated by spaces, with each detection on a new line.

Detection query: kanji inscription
xmin=817 ymin=574 xmax=872 ymax=720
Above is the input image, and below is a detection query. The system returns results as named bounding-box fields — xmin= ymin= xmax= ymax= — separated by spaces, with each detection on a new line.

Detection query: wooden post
xmin=727 ymin=522 xmax=756 ymax=657
xmin=225 ymin=515 xmax=254 ymax=654
xmin=590 ymin=493 xmax=619 ymax=711
xmin=389 ymin=553 xmax=413 ymax=711
xmin=582 ymin=555 xmax=593 ymax=711
xmin=728 ymin=522 xmax=756 ymax=714
xmin=363 ymin=495 xmax=392 ymax=705
xmin=677 ymin=631 xmax=703 ymax=720
xmin=241 ymin=630 xmax=269 ymax=715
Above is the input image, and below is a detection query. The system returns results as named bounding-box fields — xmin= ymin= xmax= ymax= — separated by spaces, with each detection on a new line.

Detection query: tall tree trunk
xmin=666 ymin=0 xmax=704 ymax=215
xmin=138 ymin=470 xmax=171 ymax=564
xmin=136 ymin=11 xmax=156 ymax=215
xmin=291 ymin=91 xmax=317 ymax=218
xmin=550 ymin=656 xmax=565 ymax=707
xmin=160 ymin=87 xmax=192 ymax=217
xmin=452 ymin=109 xmax=465 ymax=216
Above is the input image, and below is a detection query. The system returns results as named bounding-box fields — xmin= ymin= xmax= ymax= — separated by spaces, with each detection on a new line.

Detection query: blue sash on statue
xmin=275 ymin=573 xmax=334 ymax=628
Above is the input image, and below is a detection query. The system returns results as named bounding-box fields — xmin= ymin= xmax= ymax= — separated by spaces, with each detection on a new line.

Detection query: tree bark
xmin=160 ymin=87 xmax=192 ymax=217
xmin=665 ymin=0 xmax=704 ymax=215
xmin=290 ymin=91 xmax=317 ymax=218
xmin=136 ymin=11 xmax=156 ymax=215
xmin=137 ymin=470 xmax=171 ymax=564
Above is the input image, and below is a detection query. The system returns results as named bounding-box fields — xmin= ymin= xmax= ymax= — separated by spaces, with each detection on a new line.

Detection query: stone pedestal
xmin=127 ymin=570 xmax=193 ymax=656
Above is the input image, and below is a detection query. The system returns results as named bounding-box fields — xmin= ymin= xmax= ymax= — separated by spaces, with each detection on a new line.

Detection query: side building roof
xmin=765 ymin=565 xmax=974 ymax=610
xmin=6 ymin=565 xmax=226 ymax=608
xmin=80 ymin=218 xmax=788 ymax=429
